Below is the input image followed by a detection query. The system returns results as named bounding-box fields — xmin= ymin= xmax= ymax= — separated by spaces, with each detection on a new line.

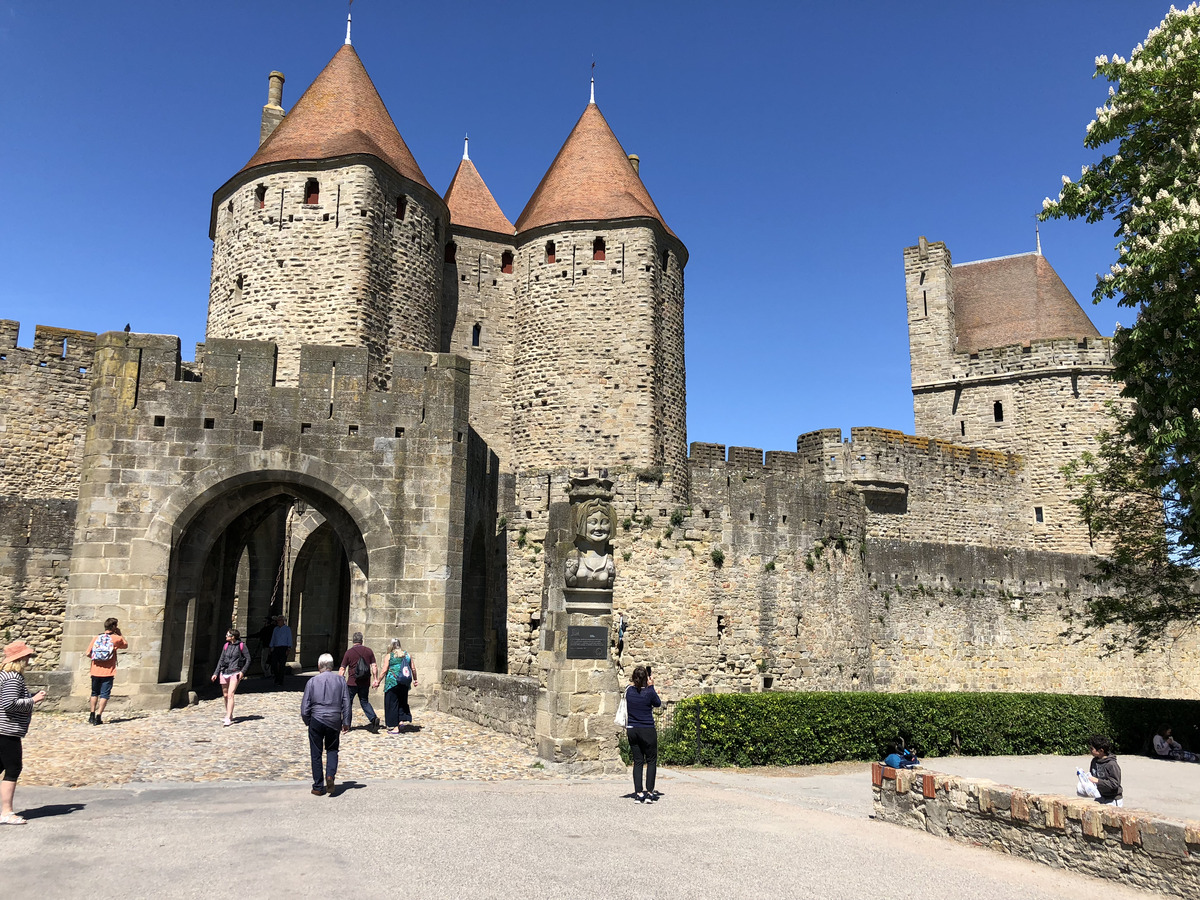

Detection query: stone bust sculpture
xmin=565 ymin=497 xmax=616 ymax=589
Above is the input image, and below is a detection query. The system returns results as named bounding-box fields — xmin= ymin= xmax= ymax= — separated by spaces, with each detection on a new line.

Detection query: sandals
xmin=387 ymin=728 xmax=401 ymax=735
xmin=0 ymin=814 xmax=27 ymax=825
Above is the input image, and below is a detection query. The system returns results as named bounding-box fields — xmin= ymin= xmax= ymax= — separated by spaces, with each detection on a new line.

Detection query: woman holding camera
xmin=625 ymin=665 xmax=661 ymax=803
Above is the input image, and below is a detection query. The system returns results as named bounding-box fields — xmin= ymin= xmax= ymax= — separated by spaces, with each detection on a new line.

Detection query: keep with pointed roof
xmin=241 ymin=45 xmax=432 ymax=192
xmin=445 ymin=156 xmax=514 ymax=236
xmin=952 ymin=252 xmax=1101 ymax=353
xmin=515 ymin=103 xmax=674 ymax=237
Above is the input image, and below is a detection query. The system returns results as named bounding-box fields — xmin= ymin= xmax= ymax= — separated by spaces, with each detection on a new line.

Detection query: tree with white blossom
xmin=1041 ymin=4 xmax=1200 ymax=649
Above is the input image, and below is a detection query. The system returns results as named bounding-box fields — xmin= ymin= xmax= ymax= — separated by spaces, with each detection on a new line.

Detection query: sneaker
xmin=222 ymin=718 xmax=232 ymax=727
xmin=636 ymin=792 xmax=647 ymax=803
xmin=647 ymin=791 xmax=659 ymax=802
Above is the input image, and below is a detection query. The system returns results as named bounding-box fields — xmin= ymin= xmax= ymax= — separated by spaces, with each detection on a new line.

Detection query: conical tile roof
xmin=952 ymin=252 xmax=1101 ymax=353
xmin=515 ymin=103 xmax=674 ymax=236
xmin=241 ymin=45 xmax=432 ymax=191
xmin=444 ymin=157 xmax=514 ymax=236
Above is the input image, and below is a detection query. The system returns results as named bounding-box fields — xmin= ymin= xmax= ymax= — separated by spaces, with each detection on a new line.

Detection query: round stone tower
xmin=511 ymin=89 xmax=687 ymax=482
xmin=206 ymin=42 xmax=448 ymax=387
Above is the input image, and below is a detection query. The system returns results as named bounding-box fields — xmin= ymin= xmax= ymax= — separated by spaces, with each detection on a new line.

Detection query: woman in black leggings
xmin=625 ymin=665 xmax=661 ymax=803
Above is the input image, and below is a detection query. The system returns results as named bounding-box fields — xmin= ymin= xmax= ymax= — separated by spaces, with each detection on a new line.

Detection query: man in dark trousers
xmin=339 ymin=632 xmax=380 ymax=734
xmin=269 ymin=616 xmax=293 ymax=687
xmin=300 ymin=653 xmax=350 ymax=796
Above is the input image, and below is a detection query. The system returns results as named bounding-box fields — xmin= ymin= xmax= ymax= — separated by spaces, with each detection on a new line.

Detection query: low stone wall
xmin=436 ymin=669 xmax=539 ymax=746
xmin=873 ymin=763 xmax=1200 ymax=896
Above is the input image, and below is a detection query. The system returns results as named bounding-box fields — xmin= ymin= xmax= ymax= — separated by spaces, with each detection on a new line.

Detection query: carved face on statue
xmin=572 ymin=498 xmax=616 ymax=549
xmin=585 ymin=511 xmax=611 ymax=544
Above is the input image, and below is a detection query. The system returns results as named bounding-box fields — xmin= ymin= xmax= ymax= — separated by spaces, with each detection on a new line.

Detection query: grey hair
xmin=317 ymin=653 xmax=335 ymax=672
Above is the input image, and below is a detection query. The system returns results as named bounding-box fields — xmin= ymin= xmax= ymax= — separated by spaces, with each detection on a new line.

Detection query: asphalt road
xmin=1 ymin=768 xmax=1162 ymax=900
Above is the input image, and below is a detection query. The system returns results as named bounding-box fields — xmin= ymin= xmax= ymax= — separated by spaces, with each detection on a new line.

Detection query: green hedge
xmin=634 ymin=692 xmax=1200 ymax=768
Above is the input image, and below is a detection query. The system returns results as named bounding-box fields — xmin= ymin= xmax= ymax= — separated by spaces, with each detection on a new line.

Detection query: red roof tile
xmin=952 ymin=253 xmax=1101 ymax=353
xmin=444 ymin=157 xmax=514 ymax=236
xmin=241 ymin=45 xmax=432 ymax=191
xmin=515 ymin=103 xmax=674 ymax=236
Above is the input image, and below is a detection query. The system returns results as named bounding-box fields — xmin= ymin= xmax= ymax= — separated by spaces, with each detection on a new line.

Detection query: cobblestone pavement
xmin=22 ymin=682 xmax=558 ymax=786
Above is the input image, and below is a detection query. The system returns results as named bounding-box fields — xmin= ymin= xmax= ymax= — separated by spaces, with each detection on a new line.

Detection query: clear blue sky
xmin=0 ymin=1 xmax=1168 ymax=455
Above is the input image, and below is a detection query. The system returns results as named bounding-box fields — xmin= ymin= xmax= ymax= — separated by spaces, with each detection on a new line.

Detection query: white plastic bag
xmin=1076 ymin=768 xmax=1101 ymax=799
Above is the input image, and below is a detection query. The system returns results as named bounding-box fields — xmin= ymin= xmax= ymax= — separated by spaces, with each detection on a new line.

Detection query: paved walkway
xmin=4 ymin=775 xmax=1161 ymax=899
xmin=21 ymin=682 xmax=555 ymax=786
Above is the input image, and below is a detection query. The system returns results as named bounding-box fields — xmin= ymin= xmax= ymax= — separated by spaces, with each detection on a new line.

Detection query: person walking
xmin=1 ymin=641 xmax=47 ymax=825
xmin=268 ymin=616 xmax=293 ymax=687
xmin=624 ymin=665 xmax=661 ymax=803
xmin=300 ymin=653 xmax=351 ymax=797
xmin=339 ymin=632 xmax=380 ymax=734
xmin=210 ymin=628 xmax=251 ymax=726
xmin=86 ymin=618 xmax=128 ymax=725
xmin=254 ymin=616 xmax=275 ymax=679
xmin=376 ymin=639 xmax=418 ymax=734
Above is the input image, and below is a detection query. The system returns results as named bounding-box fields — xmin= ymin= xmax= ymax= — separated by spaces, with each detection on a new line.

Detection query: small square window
xmin=153 ymin=416 xmax=165 ymax=427
xmin=253 ymin=420 xmax=264 ymax=432
xmin=203 ymin=418 xmax=215 ymax=430
xmin=394 ymin=427 xmax=405 ymax=438
xmin=348 ymin=425 xmax=359 ymax=436
xmin=301 ymin=422 xmax=312 ymax=434
xmin=526 ymin=510 xmax=533 ymax=519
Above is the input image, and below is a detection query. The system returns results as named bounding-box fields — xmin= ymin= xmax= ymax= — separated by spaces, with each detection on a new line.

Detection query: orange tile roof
xmin=241 ymin=45 xmax=432 ymax=192
xmin=515 ymin=103 xmax=674 ymax=236
xmin=444 ymin=157 xmax=514 ymax=236
xmin=952 ymin=253 xmax=1101 ymax=353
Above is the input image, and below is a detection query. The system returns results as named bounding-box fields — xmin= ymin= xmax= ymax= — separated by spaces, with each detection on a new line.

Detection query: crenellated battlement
xmin=923 ymin=334 xmax=1116 ymax=389
xmin=87 ymin=332 xmax=470 ymax=444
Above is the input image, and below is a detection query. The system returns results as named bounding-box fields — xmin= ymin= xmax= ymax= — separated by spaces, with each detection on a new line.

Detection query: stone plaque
xmin=566 ymin=625 xmax=609 ymax=660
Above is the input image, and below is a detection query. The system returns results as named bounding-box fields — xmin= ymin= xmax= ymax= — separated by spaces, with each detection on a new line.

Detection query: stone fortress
xmin=1 ymin=24 xmax=1194 ymax=767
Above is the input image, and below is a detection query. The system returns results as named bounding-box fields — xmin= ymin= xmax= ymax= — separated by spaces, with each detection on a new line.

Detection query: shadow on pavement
xmin=21 ymin=803 xmax=86 ymax=820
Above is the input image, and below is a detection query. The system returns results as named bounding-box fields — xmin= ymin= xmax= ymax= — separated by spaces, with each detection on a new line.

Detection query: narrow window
xmin=304 ymin=179 xmax=320 ymax=204
xmin=255 ymin=185 xmax=266 ymax=209
xmin=592 ymin=237 xmax=606 ymax=261
xmin=501 ymin=250 xmax=513 ymax=274
xmin=444 ymin=242 xmax=457 ymax=263
xmin=396 ymin=195 xmax=407 ymax=220
xmin=545 ymin=241 xmax=556 ymax=264
xmin=960 ymin=421 xmax=966 ymax=436
xmin=472 ymin=323 xmax=481 ymax=347
xmin=660 ymin=248 xmax=669 ymax=270
xmin=1034 ymin=507 xmax=1044 ymax=523
xmin=993 ymin=401 xmax=1004 ymax=423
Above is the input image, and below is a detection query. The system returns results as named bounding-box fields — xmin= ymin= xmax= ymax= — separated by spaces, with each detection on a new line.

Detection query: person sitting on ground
xmin=1087 ymin=734 xmax=1123 ymax=806
xmin=881 ymin=738 xmax=920 ymax=769
xmin=1152 ymin=724 xmax=1198 ymax=762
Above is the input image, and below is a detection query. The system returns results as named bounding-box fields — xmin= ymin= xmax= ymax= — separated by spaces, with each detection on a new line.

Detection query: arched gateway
xmin=57 ymin=334 xmax=476 ymax=708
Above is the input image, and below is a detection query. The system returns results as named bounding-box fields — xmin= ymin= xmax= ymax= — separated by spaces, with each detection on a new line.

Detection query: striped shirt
xmin=0 ymin=671 xmax=34 ymax=737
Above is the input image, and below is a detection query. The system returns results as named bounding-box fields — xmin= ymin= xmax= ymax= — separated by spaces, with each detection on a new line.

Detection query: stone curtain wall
xmin=0 ymin=322 xmax=95 ymax=499
xmin=511 ymin=222 xmax=686 ymax=484
xmin=60 ymin=333 xmax=470 ymax=707
xmin=797 ymin=428 xmax=1032 ymax=548
xmin=436 ymin=669 xmax=538 ymax=745
xmin=873 ymin=765 xmax=1200 ymax=897
xmin=0 ymin=322 xmax=96 ymax=667
xmin=207 ymin=161 xmax=446 ymax=388
xmin=503 ymin=443 xmax=1200 ymax=699
xmin=0 ymin=499 xmax=75 ymax=667
xmin=441 ymin=229 xmax=516 ymax=466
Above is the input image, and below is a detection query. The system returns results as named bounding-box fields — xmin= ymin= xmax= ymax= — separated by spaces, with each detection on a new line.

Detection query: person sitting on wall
xmin=1153 ymin=724 xmax=1198 ymax=762
xmin=1087 ymin=734 xmax=1123 ymax=806
xmin=881 ymin=738 xmax=919 ymax=769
